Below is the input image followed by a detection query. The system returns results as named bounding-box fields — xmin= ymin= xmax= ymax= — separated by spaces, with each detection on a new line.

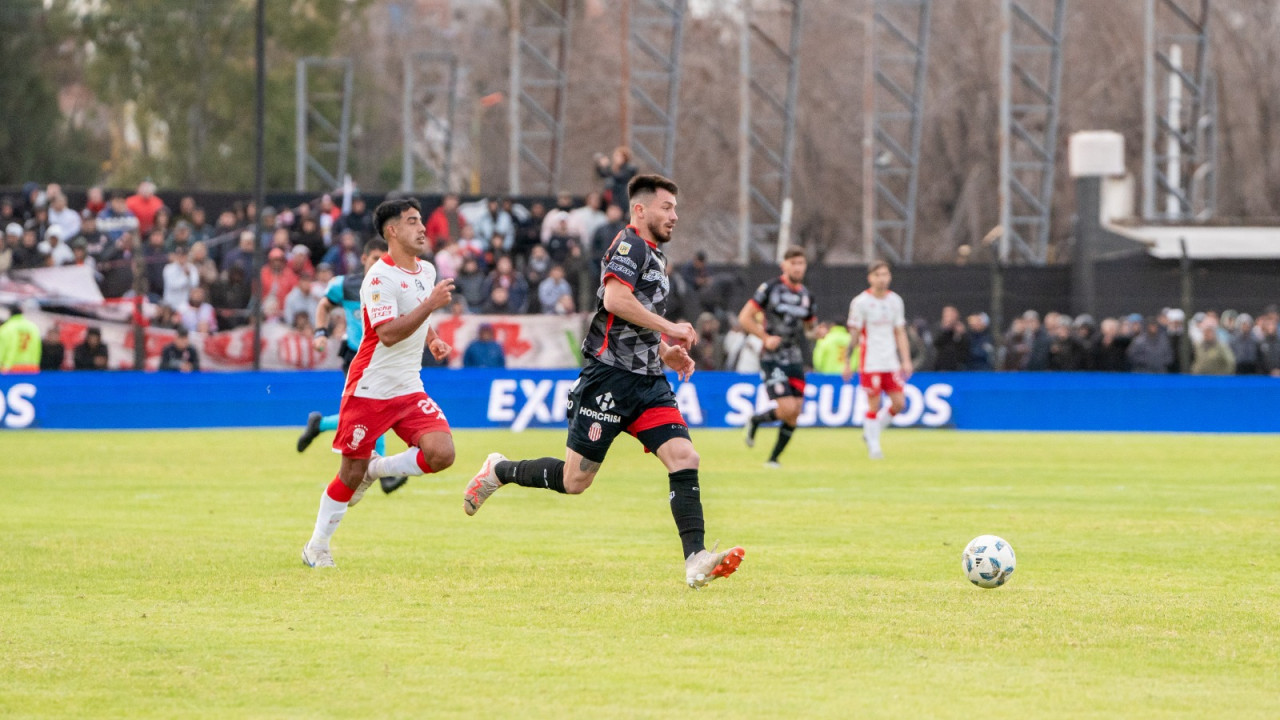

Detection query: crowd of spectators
xmin=4 ymin=153 xmax=1278 ymax=376
xmin=699 ymin=303 xmax=1280 ymax=378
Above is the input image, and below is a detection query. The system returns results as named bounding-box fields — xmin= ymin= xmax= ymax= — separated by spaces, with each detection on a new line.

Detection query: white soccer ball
xmin=962 ymin=535 xmax=1016 ymax=589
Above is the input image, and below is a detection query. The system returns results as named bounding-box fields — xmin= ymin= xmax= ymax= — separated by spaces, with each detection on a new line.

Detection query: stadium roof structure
xmin=1106 ymin=221 xmax=1280 ymax=260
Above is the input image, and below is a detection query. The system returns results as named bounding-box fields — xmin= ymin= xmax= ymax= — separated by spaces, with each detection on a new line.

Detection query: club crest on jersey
xmin=414 ymin=279 xmax=425 ymax=291
xmin=588 ymin=422 xmax=603 ymax=442
xmin=348 ymin=424 xmax=368 ymax=450
xmin=617 ymin=241 xmax=631 ymax=256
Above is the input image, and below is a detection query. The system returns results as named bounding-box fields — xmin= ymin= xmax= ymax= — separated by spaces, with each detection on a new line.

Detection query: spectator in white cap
xmin=0 ymin=223 xmax=22 ymax=275
xmin=1162 ymin=307 xmax=1187 ymax=372
xmin=38 ymin=225 xmax=74 ymax=266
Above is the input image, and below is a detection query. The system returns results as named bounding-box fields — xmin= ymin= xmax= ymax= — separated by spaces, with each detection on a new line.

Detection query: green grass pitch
xmin=3 ymin=427 xmax=1278 ymax=718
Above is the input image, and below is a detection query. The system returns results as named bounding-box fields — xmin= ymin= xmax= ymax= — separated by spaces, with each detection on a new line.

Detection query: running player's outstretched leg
xmin=652 ymin=436 xmax=745 ymax=589
xmin=466 ymin=449 xmax=605 ymax=515
xmin=302 ymin=458 xmax=367 ymax=568
xmin=745 ymin=408 xmax=776 ymax=448
xmin=765 ymin=396 xmax=802 ymax=467
xmin=352 ymin=430 xmax=454 ymax=507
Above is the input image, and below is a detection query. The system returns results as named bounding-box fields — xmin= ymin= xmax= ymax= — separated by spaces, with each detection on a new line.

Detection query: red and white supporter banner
xmin=28 ymin=310 xmax=341 ymax=371
xmin=27 ymin=310 xmax=587 ymax=371
xmin=433 ymin=313 xmax=587 ymax=369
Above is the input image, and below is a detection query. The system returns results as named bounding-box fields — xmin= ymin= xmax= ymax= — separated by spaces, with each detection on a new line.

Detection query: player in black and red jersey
xmin=463 ymin=174 xmax=745 ymax=590
xmin=738 ymin=247 xmax=816 ymax=467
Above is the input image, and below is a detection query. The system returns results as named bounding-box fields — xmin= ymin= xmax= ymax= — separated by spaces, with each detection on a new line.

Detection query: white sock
xmin=863 ymin=416 xmax=881 ymax=444
xmin=368 ymin=448 xmax=426 ymax=478
xmin=877 ymin=406 xmax=894 ymax=430
xmin=308 ymin=491 xmax=348 ymax=550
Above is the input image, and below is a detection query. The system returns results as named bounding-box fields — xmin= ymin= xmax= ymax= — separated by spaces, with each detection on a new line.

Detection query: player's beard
xmin=649 ymin=217 xmax=673 ymax=244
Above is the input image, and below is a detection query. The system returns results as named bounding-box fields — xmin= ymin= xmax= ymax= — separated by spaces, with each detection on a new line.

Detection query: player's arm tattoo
xmin=579 ymin=458 xmax=601 ymax=473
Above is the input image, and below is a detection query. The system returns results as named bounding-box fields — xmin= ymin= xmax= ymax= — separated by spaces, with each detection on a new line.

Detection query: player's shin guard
xmin=668 ymin=469 xmax=705 ymax=560
xmin=495 ymin=458 xmax=567 ymax=493
xmin=309 ymin=477 xmax=352 ymax=550
xmin=768 ymin=423 xmax=796 ymax=463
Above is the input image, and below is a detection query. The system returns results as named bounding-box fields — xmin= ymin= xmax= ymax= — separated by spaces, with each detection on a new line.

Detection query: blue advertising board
xmin=1 ymin=370 xmax=1277 ymax=433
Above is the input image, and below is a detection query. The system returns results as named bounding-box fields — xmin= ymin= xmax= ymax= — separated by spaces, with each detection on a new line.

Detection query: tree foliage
xmin=0 ymin=0 xmax=99 ymax=186
xmin=65 ymin=0 xmax=367 ymax=190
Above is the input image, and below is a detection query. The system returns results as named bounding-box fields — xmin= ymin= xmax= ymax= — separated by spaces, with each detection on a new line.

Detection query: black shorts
xmin=760 ymin=360 xmax=806 ymax=400
xmin=566 ymin=359 xmax=690 ymax=463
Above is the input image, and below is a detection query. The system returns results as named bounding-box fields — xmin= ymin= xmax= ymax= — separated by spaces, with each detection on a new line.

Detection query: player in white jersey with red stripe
xmin=302 ymin=198 xmax=456 ymax=569
xmin=842 ymin=261 xmax=912 ymax=459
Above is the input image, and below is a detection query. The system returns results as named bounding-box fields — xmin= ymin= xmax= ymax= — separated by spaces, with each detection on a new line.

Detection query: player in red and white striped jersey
xmin=302 ymin=198 xmax=456 ymax=569
xmin=842 ymin=261 xmax=913 ymax=459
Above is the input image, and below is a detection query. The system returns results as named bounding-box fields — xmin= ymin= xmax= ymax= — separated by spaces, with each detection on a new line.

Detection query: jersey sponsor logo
xmin=588 ymin=422 xmax=602 ymax=442
xmin=369 ymin=305 xmax=394 ymax=322
xmin=641 ymin=269 xmax=663 ymax=282
xmin=617 ymin=241 xmax=631 ymax=255
xmin=613 ymin=255 xmax=638 ymax=270
xmin=595 ymin=391 xmax=616 ymax=411
xmin=579 ymin=406 xmax=622 ymax=424
xmin=349 ymin=424 xmax=368 ymax=450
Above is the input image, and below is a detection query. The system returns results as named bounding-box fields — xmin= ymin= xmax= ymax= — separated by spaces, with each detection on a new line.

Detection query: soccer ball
xmin=962 ymin=535 xmax=1016 ymax=589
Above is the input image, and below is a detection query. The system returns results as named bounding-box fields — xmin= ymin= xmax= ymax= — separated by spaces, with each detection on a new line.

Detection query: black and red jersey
xmin=581 ymin=225 xmax=671 ymax=376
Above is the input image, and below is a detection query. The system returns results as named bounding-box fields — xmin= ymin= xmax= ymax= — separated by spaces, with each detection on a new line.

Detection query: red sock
xmin=326 ymin=475 xmax=355 ymax=503
xmin=416 ymin=450 xmax=433 ymax=474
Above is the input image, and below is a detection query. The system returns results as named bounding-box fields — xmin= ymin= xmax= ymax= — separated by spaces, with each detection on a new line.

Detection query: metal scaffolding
xmin=508 ymin=0 xmax=574 ymax=196
xmin=626 ymin=0 xmax=686 ymax=179
xmin=295 ymin=57 xmax=354 ymax=192
xmin=401 ymin=51 xmax=460 ymax=193
xmin=861 ymin=0 xmax=932 ymax=265
xmin=997 ymin=0 xmax=1066 ymax=265
xmin=737 ymin=0 xmax=804 ymax=264
xmin=1142 ymin=0 xmax=1215 ymax=220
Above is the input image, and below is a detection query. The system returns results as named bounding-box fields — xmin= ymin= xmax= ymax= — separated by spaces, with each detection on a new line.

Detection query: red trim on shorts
xmin=627 ymin=406 xmax=687 ymax=435
xmin=788 ymin=376 xmax=806 ymax=393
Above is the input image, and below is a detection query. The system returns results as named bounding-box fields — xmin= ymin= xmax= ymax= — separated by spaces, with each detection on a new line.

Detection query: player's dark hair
xmin=783 ymin=247 xmax=806 ymax=261
xmin=627 ymin=174 xmax=679 ymax=206
xmin=868 ymin=260 xmax=891 ymax=275
xmin=362 ymin=237 xmax=388 ymax=255
xmin=374 ymin=197 xmax=422 ymax=238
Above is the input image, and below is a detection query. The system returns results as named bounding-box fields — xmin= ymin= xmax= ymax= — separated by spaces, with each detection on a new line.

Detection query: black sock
xmin=750 ymin=409 xmax=777 ymax=426
xmin=494 ymin=458 xmax=566 ymax=493
xmin=668 ymin=469 xmax=705 ymax=560
xmin=769 ymin=423 xmax=796 ymax=462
